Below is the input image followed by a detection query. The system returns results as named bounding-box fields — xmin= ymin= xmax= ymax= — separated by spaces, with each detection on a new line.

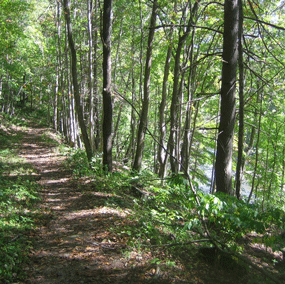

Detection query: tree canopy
xmin=1 ymin=0 xmax=285 ymax=205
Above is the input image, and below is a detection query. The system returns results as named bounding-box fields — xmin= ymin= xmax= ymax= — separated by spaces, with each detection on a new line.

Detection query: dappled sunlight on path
xmin=18 ymin=124 xmax=157 ymax=284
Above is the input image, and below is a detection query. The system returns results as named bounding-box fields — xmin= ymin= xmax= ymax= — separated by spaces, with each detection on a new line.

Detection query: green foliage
xmin=198 ymin=193 xmax=284 ymax=240
xmin=109 ymin=171 xmax=285 ymax=256
xmin=0 ymin=234 xmax=29 ymax=283
xmin=66 ymin=149 xmax=90 ymax=177
xmin=0 ymin=113 xmax=43 ymax=283
xmin=0 ymin=178 xmax=39 ymax=282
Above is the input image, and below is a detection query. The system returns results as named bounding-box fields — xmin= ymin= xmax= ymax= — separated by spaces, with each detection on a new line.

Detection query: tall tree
xmin=87 ymin=0 xmax=95 ymax=151
xmin=63 ymin=0 xmax=93 ymax=162
xmin=92 ymin=0 xmax=101 ymax=151
xmin=157 ymin=29 xmax=173 ymax=178
xmin=54 ymin=0 xmax=62 ymax=132
xmin=215 ymin=0 xmax=239 ymax=195
xmin=235 ymin=0 xmax=244 ymax=199
xmin=168 ymin=1 xmax=200 ymax=174
xmin=102 ymin=0 xmax=113 ymax=172
xmin=133 ymin=0 xmax=158 ymax=172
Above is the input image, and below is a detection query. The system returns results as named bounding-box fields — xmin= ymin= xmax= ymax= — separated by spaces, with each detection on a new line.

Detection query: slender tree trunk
xmin=125 ymin=25 xmax=137 ymax=162
xmin=210 ymin=98 xmax=221 ymax=194
xmin=93 ymin=0 xmax=100 ymax=151
xmin=248 ymin=91 xmax=263 ymax=203
xmin=64 ymin=21 xmax=76 ymax=146
xmin=102 ymin=0 xmax=113 ymax=172
xmin=235 ymin=0 xmax=244 ymax=199
xmin=261 ymin=141 xmax=270 ymax=210
xmin=54 ymin=76 xmax=58 ymax=130
xmin=188 ymin=100 xmax=199 ymax=171
xmin=132 ymin=0 xmax=158 ymax=172
xmin=280 ymin=147 xmax=285 ymax=202
xmin=181 ymin=28 xmax=197 ymax=175
xmin=112 ymin=103 xmax=122 ymax=149
xmin=138 ymin=0 xmax=144 ymax=105
xmin=168 ymin=1 xmax=200 ymax=174
xmin=158 ymin=28 xmax=173 ymax=178
xmin=113 ymin=18 xmax=123 ymax=83
xmin=267 ymin=135 xmax=278 ymax=206
xmin=63 ymin=0 xmax=93 ymax=162
xmin=87 ymin=0 xmax=95 ymax=152
xmin=168 ymin=37 xmax=186 ymax=174
xmin=215 ymin=0 xmax=239 ymax=195
xmin=238 ymin=85 xmax=258 ymax=194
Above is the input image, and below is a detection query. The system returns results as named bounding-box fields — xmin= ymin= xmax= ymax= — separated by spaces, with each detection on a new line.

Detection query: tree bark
xmin=63 ymin=0 xmax=93 ymax=162
xmin=87 ymin=0 xmax=95 ymax=152
xmin=215 ymin=0 xmax=239 ymax=195
xmin=132 ymin=0 xmax=158 ymax=172
xmin=168 ymin=1 xmax=200 ymax=174
xmin=235 ymin=0 xmax=244 ymax=199
xmin=124 ymin=24 xmax=137 ymax=162
xmin=158 ymin=28 xmax=173 ymax=178
xmin=102 ymin=0 xmax=113 ymax=172
xmin=181 ymin=26 xmax=198 ymax=175
xmin=93 ymin=0 xmax=100 ymax=151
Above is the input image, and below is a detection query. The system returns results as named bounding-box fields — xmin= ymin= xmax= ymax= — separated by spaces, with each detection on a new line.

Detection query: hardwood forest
xmin=1 ymin=0 xmax=285 ymax=283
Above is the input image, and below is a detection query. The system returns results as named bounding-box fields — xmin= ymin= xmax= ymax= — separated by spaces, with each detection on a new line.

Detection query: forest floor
xmin=1 ymin=114 xmax=285 ymax=284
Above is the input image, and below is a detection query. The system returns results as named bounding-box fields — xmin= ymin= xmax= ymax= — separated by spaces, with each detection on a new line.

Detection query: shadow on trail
xmin=27 ymin=173 xmax=157 ymax=284
xmin=16 ymin=124 xmax=163 ymax=284
xmin=0 ymin=120 xmax=182 ymax=283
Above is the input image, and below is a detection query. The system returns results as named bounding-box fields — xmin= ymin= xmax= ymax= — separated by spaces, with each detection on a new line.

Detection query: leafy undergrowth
xmin=0 ymin=178 xmax=39 ymax=282
xmin=0 ymin=115 xmax=39 ymax=282
xmin=66 ymin=149 xmax=285 ymax=283
xmin=0 ymin=109 xmax=59 ymax=283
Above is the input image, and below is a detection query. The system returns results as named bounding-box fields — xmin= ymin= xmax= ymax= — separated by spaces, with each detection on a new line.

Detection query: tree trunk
xmin=93 ymin=0 xmax=100 ymax=151
xmin=168 ymin=1 xmax=200 ymax=174
xmin=280 ymin=147 xmax=285 ymax=203
xmin=158 ymin=28 xmax=173 ymax=178
xmin=63 ymin=0 xmax=93 ymax=162
xmin=54 ymin=0 xmax=62 ymax=132
xmin=102 ymin=0 xmax=113 ymax=172
xmin=87 ymin=0 xmax=95 ymax=152
xmin=181 ymin=28 xmax=197 ymax=175
xmin=168 ymin=36 xmax=185 ymax=174
xmin=64 ymin=21 xmax=76 ymax=146
xmin=132 ymin=0 xmax=158 ymax=172
xmin=235 ymin=0 xmax=244 ymax=199
xmin=215 ymin=0 xmax=239 ymax=195
xmin=125 ymin=26 xmax=137 ymax=162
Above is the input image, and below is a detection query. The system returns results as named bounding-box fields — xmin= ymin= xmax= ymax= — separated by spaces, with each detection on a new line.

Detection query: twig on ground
xmin=140 ymin=239 xmax=211 ymax=248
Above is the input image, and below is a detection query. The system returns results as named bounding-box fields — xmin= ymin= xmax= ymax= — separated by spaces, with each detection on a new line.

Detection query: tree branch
xmin=244 ymin=16 xmax=285 ymax=31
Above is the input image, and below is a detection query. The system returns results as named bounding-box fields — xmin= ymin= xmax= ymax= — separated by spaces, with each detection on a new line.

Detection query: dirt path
xmin=13 ymin=122 xmax=284 ymax=284
xmin=19 ymin=124 xmax=153 ymax=284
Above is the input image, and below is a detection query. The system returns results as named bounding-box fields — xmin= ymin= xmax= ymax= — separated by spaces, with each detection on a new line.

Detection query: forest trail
xmin=18 ymin=123 xmax=152 ymax=284
xmin=3 ymin=119 xmax=283 ymax=284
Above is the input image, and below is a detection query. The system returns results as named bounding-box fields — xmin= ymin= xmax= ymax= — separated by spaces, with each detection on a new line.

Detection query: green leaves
xmin=0 ymin=177 xmax=39 ymax=282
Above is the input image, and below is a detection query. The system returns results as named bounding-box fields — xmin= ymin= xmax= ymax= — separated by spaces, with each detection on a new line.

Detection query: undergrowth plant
xmin=67 ymin=149 xmax=285 ymax=259
xmin=0 ymin=110 xmax=43 ymax=283
xmin=120 ymin=174 xmax=285 ymax=255
xmin=0 ymin=177 xmax=39 ymax=282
